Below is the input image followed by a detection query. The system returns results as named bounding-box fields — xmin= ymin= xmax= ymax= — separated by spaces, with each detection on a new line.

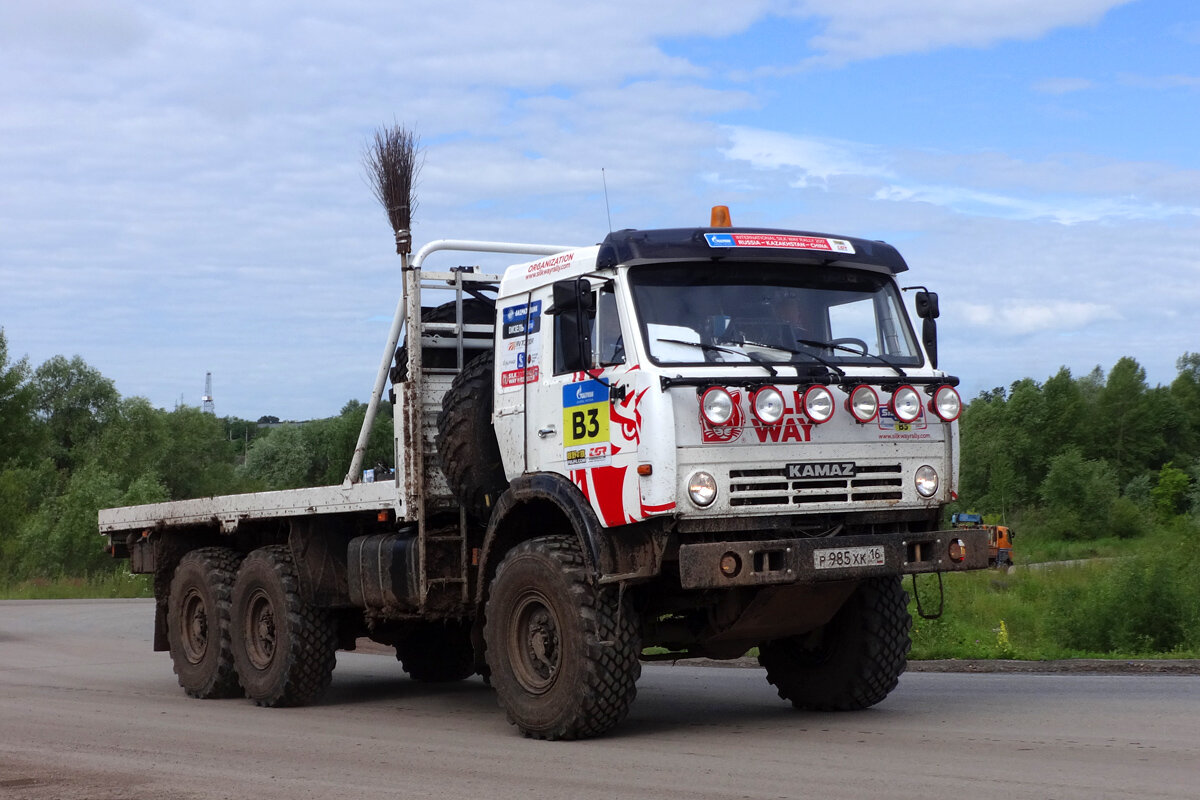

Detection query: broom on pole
xmin=346 ymin=123 xmax=422 ymax=485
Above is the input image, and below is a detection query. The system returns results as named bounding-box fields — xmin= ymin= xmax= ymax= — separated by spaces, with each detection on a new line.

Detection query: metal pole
xmin=344 ymin=239 xmax=572 ymax=486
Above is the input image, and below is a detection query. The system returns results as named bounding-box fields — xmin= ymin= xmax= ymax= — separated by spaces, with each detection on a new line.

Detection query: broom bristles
xmin=365 ymin=123 xmax=422 ymax=253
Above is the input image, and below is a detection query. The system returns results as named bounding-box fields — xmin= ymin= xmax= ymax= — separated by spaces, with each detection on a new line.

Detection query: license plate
xmin=813 ymin=545 xmax=886 ymax=570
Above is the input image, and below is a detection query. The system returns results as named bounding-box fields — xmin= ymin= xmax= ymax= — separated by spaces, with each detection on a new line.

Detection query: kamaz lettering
xmin=787 ymin=462 xmax=857 ymax=479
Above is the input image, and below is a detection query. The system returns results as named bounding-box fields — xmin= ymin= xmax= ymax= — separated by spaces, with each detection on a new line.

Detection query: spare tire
xmin=391 ymin=298 xmax=495 ymax=384
xmin=436 ymin=351 xmax=508 ymax=524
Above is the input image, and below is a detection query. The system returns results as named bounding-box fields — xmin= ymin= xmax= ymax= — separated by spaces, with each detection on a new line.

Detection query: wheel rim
xmin=508 ymin=591 xmax=561 ymax=694
xmin=179 ymin=588 xmax=209 ymax=665
xmin=243 ymin=588 xmax=277 ymax=670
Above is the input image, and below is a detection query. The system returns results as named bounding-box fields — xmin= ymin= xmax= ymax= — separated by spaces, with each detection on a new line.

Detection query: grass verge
xmin=909 ymin=519 xmax=1200 ymax=660
xmin=0 ymin=570 xmax=152 ymax=600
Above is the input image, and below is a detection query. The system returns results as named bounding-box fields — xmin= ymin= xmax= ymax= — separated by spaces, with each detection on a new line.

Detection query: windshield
xmin=627 ymin=261 xmax=922 ymax=367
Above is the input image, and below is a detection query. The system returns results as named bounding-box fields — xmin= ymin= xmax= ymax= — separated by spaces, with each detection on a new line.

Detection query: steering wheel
xmin=828 ymin=337 xmax=869 ymax=355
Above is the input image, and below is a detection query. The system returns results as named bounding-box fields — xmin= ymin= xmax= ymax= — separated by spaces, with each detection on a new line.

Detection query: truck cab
xmin=487 ymin=226 xmax=965 ymax=573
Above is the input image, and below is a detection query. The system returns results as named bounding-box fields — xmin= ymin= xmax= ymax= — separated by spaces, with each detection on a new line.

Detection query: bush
xmin=1152 ymin=463 xmax=1192 ymax=520
xmin=1123 ymin=473 xmax=1153 ymax=508
xmin=1038 ymin=449 xmax=1118 ymax=539
xmin=1048 ymin=524 xmax=1200 ymax=654
xmin=1108 ymin=496 xmax=1148 ymax=539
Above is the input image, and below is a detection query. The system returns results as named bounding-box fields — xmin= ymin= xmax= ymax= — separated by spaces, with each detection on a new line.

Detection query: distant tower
xmin=202 ymin=372 xmax=215 ymax=415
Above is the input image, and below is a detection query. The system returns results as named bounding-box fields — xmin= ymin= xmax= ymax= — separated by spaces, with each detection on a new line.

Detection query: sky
xmin=1 ymin=0 xmax=1197 ymax=420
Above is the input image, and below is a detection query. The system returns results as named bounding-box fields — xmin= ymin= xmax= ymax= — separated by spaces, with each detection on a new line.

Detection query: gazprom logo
xmin=705 ymin=233 xmax=735 ymax=247
xmin=563 ymin=379 xmax=608 ymax=408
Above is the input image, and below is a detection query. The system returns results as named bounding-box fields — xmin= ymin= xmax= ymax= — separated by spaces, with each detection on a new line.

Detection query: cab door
xmin=525 ymin=280 xmax=641 ymax=525
xmin=492 ymin=291 xmax=544 ymax=478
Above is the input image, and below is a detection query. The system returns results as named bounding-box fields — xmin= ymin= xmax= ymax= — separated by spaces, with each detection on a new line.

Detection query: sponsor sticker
xmin=703 ymin=232 xmax=856 ymax=254
xmin=497 ymin=299 xmax=542 ymax=393
xmin=523 ymin=252 xmax=575 ymax=282
xmin=563 ymin=379 xmax=610 ymax=467
xmin=876 ymin=407 xmax=929 ymax=439
xmin=502 ymin=300 xmax=541 ymax=339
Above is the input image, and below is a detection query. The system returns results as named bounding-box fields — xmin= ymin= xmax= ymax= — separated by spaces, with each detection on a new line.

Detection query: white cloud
xmin=789 ymin=0 xmax=1136 ymax=66
xmin=721 ymin=126 xmax=1200 ymax=224
xmin=1118 ymin=73 xmax=1200 ymax=90
xmin=874 ymin=182 xmax=1200 ymax=224
xmin=1033 ymin=77 xmax=1096 ymax=94
xmin=0 ymin=0 xmax=149 ymax=58
xmin=0 ymin=0 xmax=1193 ymax=419
xmin=723 ymin=127 xmax=891 ymax=184
xmin=957 ymin=301 xmax=1119 ymax=335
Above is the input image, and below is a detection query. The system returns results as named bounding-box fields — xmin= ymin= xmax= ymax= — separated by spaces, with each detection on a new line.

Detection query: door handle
xmin=537 ymin=425 xmax=556 ymax=439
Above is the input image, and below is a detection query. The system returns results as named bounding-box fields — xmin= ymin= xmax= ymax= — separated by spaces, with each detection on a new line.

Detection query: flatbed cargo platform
xmin=98 ymin=480 xmax=399 ymax=535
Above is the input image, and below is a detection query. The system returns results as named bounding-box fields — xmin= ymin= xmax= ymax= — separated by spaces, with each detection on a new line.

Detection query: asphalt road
xmin=2 ymin=599 xmax=1197 ymax=800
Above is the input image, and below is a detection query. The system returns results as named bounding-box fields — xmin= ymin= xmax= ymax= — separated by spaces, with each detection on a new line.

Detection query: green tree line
xmin=3 ymin=325 xmax=1199 ymax=588
xmin=954 ymin=353 xmax=1200 ymax=538
xmin=921 ymin=352 xmax=1200 ymax=659
xmin=0 ymin=328 xmax=392 ymax=582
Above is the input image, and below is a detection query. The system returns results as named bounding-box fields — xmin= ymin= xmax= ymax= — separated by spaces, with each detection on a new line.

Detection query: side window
xmin=554 ymin=282 xmax=624 ymax=373
xmin=592 ymin=285 xmax=625 ymax=366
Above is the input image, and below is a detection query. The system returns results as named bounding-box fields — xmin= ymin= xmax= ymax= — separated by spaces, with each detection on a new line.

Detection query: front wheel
xmin=484 ymin=535 xmax=640 ymax=740
xmin=230 ymin=546 xmax=338 ymax=707
xmin=758 ymin=576 xmax=911 ymax=711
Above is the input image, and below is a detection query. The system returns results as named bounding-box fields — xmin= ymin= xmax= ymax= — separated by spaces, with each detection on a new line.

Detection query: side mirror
xmin=907 ymin=287 xmax=939 ymax=368
xmin=914 ymin=290 xmax=939 ymax=320
xmin=549 ymin=278 xmax=594 ymax=373
xmin=550 ymin=278 xmax=595 ymax=316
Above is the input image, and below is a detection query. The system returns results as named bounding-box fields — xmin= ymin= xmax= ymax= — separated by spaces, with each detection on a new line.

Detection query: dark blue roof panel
xmin=596 ymin=227 xmax=908 ymax=274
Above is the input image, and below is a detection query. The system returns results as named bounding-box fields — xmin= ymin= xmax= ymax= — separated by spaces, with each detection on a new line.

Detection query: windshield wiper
xmin=733 ymin=338 xmax=845 ymax=379
xmin=797 ymin=339 xmax=908 ymax=377
xmin=655 ymin=338 xmax=779 ymax=376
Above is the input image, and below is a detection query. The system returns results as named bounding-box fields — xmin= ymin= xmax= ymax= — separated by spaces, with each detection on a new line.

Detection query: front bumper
xmin=677 ymin=528 xmax=991 ymax=590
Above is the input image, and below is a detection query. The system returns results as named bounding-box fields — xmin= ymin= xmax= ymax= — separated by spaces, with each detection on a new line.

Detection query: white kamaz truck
xmin=99 ymin=211 xmax=990 ymax=740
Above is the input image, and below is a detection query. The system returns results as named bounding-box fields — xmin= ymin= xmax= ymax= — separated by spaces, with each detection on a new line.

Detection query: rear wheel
xmin=230 ymin=546 xmax=338 ymax=707
xmin=758 ymin=576 xmax=911 ymax=711
xmin=396 ymin=620 xmax=476 ymax=682
xmin=167 ymin=547 xmax=243 ymax=699
xmin=484 ymin=535 xmax=640 ymax=740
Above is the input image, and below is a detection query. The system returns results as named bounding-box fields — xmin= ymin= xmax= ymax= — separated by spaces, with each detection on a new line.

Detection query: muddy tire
xmin=166 ymin=547 xmax=243 ymax=699
xmin=395 ymin=620 xmax=476 ymax=682
xmin=758 ymin=576 xmax=911 ymax=711
xmin=230 ymin=546 xmax=338 ymax=707
xmin=484 ymin=535 xmax=640 ymax=740
xmin=435 ymin=351 xmax=508 ymax=524
xmin=391 ymin=299 xmax=495 ymax=383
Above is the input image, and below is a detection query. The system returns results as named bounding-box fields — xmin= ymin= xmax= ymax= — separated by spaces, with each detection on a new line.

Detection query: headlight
xmin=930 ymin=385 xmax=961 ymax=422
xmin=700 ymin=387 xmax=734 ymax=426
xmin=803 ymin=385 xmax=835 ymax=424
xmin=687 ymin=471 xmax=718 ymax=507
xmin=752 ymin=386 xmax=785 ymax=424
xmin=915 ymin=465 xmax=939 ymax=498
xmin=890 ymin=384 xmax=922 ymax=423
xmin=847 ymin=384 xmax=879 ymax=423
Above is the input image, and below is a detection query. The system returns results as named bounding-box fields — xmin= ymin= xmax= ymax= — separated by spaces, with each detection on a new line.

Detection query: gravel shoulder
xmin=353 ymin=639 xmax=1200 ymax=675
xmin=676 ymin=656 xmax=1200 ymax=674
